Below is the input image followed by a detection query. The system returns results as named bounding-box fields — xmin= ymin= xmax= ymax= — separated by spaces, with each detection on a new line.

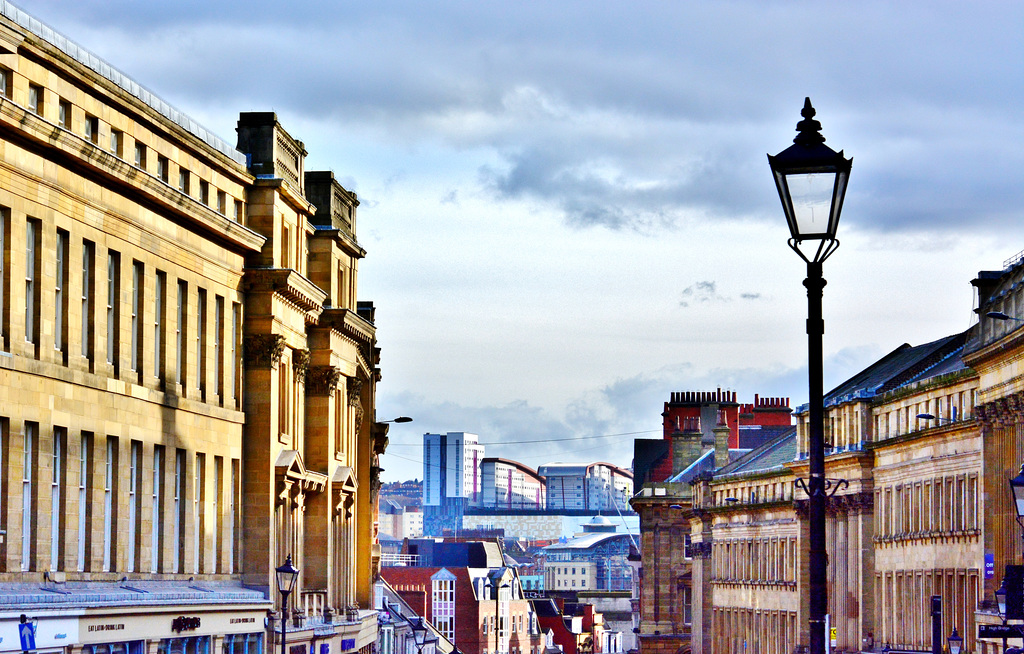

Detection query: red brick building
xmin=380 ymin=565 xmax=543 ymax=654
xmin=635 ymin=390 xmax=793 ymax=487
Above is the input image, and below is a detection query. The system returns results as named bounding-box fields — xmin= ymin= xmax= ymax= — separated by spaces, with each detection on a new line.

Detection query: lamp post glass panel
xmin=276 ymin=555 xmax=300 ymax=654
xmin=411 ymin=617 xmax=428 ymax=654
xmin=768 ymin=97 xmax=852 ymax=654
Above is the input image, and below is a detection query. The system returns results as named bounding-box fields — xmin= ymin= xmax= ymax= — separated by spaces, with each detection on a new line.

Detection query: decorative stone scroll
xmin=293 ymin=349 xmax=310 ymax=384
xmin=835 ymin=491 xmax=874 ymax=515
xmin=244 ymin=334 xmax=286 ymax=369
xmin=348 ymin=377 xmax=364 ymax=433
xmin=307 ymin=366 xmax=342 ymax=396
xmin=347 ymin=377 xmax=363 ymax=406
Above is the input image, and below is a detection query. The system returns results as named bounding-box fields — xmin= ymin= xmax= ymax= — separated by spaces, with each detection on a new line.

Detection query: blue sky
xmin=25 ymin=0 xmax=1024 ymax=480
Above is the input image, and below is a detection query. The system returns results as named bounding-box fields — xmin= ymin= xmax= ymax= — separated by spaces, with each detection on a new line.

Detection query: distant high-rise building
xmin=481 ymin=458 xmax=546 ymax=510
xmin=423 ymin=432 xmax=485 ymax=534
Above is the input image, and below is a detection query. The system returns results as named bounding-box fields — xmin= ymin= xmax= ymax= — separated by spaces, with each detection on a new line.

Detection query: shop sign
xmin=171 ymin=617 xmax=202 ymax=633
xmin=340 ymin=638 xmax=356 ymax=651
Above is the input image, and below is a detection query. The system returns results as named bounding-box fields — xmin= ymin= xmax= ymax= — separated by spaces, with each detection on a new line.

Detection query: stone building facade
xmin=0 ymin=5 xmax=386 ymax=654
xmin=677 ymin=313 xmax=1024 ymax=654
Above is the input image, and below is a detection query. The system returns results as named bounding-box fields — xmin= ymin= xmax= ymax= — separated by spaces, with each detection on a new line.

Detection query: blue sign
xmin=340 ymin=639 xmax=355 ymax=652
xmin=320 ymin=644 xmax=330 ymax=654
xmin=986 ymin=552 xmax=995 ymax=579
xmin=19 ymin=622 xmax=36 ymax=652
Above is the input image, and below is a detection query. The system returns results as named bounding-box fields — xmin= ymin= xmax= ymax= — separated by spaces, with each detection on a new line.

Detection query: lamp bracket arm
xmin=788 ymin=238 xmax=840 ymax=265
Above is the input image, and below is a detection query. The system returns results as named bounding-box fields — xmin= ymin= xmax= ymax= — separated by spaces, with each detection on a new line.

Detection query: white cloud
xmin=23 ymin=0 xmax=1024 ymax=482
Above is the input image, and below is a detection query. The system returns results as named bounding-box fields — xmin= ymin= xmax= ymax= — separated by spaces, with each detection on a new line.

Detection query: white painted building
xmin=481 ymin=457 xmax=546 ymax=510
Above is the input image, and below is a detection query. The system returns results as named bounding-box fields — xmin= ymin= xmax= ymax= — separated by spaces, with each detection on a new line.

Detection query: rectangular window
xmin=110 ymin=129 xmax=123 ymax=157
xmin=200 ymin=180 xmax=210 ymax=206
xmin=213 ymin=456 xmax=222 ymax=572
xmin=197 ymin=288 xmax=206 ymax=399
xmin=231 ymin=303 xmax=240 ymax=404
xmin=157 ymin=155 xmax=169 ymax=183
xmin=128 ymin=440 xmax=141 ymax=571
xmin=103 ymin=436 xmax=117 ymax=572
xmin=51 ymin=427 xmax=66 ymax=571
xmin=78 ymin=432 xmax=92 ymax=571
xmin=28 ymin=84 xmax=42 ymax=115
xmin=22 ymin=422 xmax=36 ymax=571
xmin=230 ymin=459 xmax=239 ymax=573
xmin=281 ymin=225 xmax=290 ymax=268
xmin=154 ymin=271 xmax=165 ymax=381
xmin=215 ymin=296 xmax=224 ymax=400
xmin=432 ymin=577 xmax=456 ymax=642
xmin=151 ymin=445 xmax=164 ymax=573
xmin=81 ymin=240 xmax=94 ymax=362
xmin=176 ymin=281 xmax=187 ymax=386
xmin=58 ymin=100 xmax=71 ymax=129
xmin=25 ymin=218 xmax=39 ymax=347
xmin=131 ymin=262 xmax=143 ymax=376
xmin=134 ymin=142 xmax=146 ymax=169
xmin=217 ymin=190 xmax=227 ymax=215
xmin=179 ymin=168 xmax=190 ymax=195
xmin=233 ymin=199 xmax=243 ymax=223
xmin=85 ymin=115 xmax=99 ymax=144
xmin=174 ymin=449 xmax=185 ymax=573
xmin=55 ymin=230 xmax=68 ymax=359
xmin=0 ymin=68 xmax=9 ymax=97
xmin=194 ymin=452 xmax=205 ymax=573
xmin=106 ymin=251 xmax=119 ymax=370
xmin=0 ymin=207 xmax=7 ymax=350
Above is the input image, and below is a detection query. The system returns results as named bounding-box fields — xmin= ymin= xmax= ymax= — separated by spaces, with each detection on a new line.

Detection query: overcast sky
xmin=26 ymin=1 xmax=1024 ymax=481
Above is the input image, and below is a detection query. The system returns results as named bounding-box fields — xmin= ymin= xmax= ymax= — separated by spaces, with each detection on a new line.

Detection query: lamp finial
xmin=794 ymin=97 xmax=826 ymax=147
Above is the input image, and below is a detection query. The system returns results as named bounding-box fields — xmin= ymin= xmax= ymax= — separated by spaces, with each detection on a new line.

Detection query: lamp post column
xmin=281 ymin=590 xmax=290 ymax=654
xmin=805 ymin=260 xmax=828 ymax=654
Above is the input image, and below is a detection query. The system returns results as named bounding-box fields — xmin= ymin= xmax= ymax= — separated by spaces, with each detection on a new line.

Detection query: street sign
xmin=978 ymin=624 xmax=1024 ymax=639
xmin=18 ymin=622 xmax=35 ymax=652
xmin=830 ymin=627 xmax=838 ymax=648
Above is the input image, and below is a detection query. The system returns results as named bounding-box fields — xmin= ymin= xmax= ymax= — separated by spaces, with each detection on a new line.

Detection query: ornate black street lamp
xmin=768 ymin=97 xmax=852 ymax=654
xmin=411 ymin=616 xmax=429 ymax=654
xmin=276 ymin=555 xmax=300 ymax=654
xmin=947 ymin=628 xmax=962 ymax=654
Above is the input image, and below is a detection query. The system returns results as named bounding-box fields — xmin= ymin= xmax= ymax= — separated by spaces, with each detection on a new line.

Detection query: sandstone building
xmin=633 ymin=250 xmax=1024 ymax=654
xmin=0 ymin=5 xmax=387 ymax=654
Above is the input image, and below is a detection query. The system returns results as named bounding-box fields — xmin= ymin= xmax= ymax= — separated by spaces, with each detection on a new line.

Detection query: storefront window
xmin=84 ymin=641 xmax=146 ymax=654
xmin=223 ymin=633 xmax=263 ymax=654
xmin=159 ymin=635 xmax=211 ymax=654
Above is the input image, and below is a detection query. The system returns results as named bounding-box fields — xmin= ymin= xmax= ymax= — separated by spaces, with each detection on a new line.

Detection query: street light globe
xmin=767 ymin=97 xmax=852 ymax=257
xmin=276 ymin=554 xmax=300 ymax=596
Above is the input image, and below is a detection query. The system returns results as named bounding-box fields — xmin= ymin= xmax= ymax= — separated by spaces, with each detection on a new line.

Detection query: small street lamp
xmin=997 ymin=578 xmax=1009 ymax=621
xmin=995 ymin=579 xmax=1010 ymax=652
xmin=769 ymin=97 xmax=852 ymax=654
xmin=987 ymin=311 xmax=1024 ymax=323
xmin=947 ymin=628 xmax=962 ymax=654
xmin=411 ymin=616 xmax=429 ymax=654
xmin=380 ymin=416 xmax=413 ymax=424
xmin=276 ymin=555 xmax=300 ymax=654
